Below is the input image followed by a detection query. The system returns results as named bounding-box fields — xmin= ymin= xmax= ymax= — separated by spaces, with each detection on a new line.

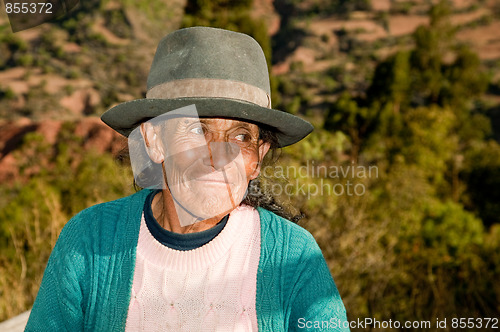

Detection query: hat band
xmin=146 ymin=78 xmax=271 ymax=108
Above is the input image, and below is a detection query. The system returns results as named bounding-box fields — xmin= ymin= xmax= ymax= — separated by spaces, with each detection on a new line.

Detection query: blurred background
xmin=0 ymin=0 xmax=499 ymax=330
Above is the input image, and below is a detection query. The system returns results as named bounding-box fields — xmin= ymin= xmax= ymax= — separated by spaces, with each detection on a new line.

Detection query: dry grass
xmin=0 ymin=186 xmax=67 ymax=321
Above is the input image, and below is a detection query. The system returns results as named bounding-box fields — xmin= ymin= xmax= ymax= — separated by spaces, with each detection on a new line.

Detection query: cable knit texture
xmin=125 ymin=206 xmax=260 ymax=331
xmin=26 ymin=189 xmax=349 ymax=331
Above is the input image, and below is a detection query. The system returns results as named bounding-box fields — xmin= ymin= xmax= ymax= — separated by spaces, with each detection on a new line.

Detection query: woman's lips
xmin=193 ymin=171 xmax=231 ymax=184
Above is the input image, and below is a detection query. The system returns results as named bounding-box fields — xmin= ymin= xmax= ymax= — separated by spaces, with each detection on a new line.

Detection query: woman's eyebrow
xmin=199 ymin=119 xmax=254 ymax=130
xmin=235 ymin=123 xmax=253 ymax=130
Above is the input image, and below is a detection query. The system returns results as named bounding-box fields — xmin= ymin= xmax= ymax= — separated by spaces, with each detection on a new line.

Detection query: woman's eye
xmin=234 ymin=133 xmax=250 ymax=142
xmin=189 ymin=126 xmax=204 ymax=135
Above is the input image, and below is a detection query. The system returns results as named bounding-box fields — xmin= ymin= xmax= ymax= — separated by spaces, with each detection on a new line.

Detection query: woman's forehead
xmin=171 ymin=117 xmax=258 ymax=130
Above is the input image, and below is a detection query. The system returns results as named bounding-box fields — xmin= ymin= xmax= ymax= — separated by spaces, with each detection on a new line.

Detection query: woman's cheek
xmin=241 ymin=151 xmax=260 ymax=179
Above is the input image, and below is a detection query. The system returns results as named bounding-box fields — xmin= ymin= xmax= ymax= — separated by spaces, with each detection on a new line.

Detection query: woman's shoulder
xmin=58 ymin=189 xmax=151 ymax=242
xmin=256 ymin=207 xmax=319 ymax=251
xmin=254 ymin=207 xmax=337 ymax=305
xmin=72 ymin=189 xmax=150 ymax=220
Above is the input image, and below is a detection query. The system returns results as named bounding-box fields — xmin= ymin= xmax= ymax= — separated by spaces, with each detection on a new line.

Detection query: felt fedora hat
xmin=101 ymin=26 xmax=313 ymax=147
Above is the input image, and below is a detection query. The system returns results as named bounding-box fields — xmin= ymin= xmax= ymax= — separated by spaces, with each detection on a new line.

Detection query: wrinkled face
xmin=144 ymin=117 xmax=269 ymax=222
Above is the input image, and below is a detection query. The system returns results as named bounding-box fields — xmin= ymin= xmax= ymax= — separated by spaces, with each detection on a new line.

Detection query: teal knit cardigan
xmin=25 ymin=189 xmax=349 ymax=331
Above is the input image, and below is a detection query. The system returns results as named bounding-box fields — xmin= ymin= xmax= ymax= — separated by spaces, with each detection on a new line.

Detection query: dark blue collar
xmin=143 ymin=190 xmax=228 ymax=251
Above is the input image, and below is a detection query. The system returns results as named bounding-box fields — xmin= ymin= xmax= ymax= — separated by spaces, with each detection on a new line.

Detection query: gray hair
xmin=241 ymin=126 xmax=304 ymax=223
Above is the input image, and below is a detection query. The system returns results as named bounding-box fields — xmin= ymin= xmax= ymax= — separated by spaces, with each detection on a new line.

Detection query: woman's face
xmin=145 ymin=117 xmax=269 ymax=222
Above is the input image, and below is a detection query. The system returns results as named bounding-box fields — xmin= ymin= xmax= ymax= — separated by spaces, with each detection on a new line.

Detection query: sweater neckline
xmin=143 ymin=190 xmax=228 ymax=250
xmin=137 ymin=203 xmax=257 ymax=271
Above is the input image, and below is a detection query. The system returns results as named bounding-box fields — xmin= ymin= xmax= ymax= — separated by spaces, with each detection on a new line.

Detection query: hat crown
xmin=101 ymin=27 xmax=313 ymax=146
xmin=147 ymin=27 xmax=270 ymax=95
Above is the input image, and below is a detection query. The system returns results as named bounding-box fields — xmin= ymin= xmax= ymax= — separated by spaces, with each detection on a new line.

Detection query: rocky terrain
xmin=0 ymin=0 xmax=499 ymax=182
xmin=0 ymin=0 xmax=500 ymax=179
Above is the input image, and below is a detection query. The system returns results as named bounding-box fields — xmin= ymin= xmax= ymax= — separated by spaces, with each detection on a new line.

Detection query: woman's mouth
xmin=195 ymin=172 xmax=232 ymax=185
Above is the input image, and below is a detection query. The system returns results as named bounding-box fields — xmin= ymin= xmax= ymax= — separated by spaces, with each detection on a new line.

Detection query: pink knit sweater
xmin=125 ymin=205 xmax=261 ymax=331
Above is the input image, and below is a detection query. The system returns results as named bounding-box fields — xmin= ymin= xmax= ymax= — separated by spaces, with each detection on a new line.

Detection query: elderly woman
xmin=26 ymin=27 xmax=349 ymax=331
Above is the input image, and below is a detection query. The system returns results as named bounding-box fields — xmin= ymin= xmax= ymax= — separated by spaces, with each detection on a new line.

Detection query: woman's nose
xmin=204 ymin=141 xmax=240 ymax=170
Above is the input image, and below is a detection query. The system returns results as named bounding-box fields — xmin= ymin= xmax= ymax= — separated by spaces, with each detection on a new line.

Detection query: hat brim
xmin=101 ymin=97 xmax=313 ymax=147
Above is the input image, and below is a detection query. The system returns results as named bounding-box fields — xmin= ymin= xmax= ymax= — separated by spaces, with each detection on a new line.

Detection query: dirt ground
xmin=457 ymin=21 xmax=500 ymax=60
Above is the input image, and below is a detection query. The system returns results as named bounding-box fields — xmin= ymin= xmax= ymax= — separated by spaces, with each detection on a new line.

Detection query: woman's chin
xmin=176 ymin=194 xmax=242 ymax=219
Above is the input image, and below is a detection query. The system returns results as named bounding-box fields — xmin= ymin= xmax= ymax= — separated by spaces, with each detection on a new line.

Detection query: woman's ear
xmin=140 ymin=122 xmax=165 ymax=164
xmin=249 ymin=141 xmax=271 ymax=180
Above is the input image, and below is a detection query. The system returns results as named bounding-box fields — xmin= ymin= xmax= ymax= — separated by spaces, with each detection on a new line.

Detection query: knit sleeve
xmin=25 ymin=213 xmax=88 ymax=331
xmin=287 ymin=231 xmax=350 ymax=332
xmin=25 ymin=190 xmax=147 ymax=331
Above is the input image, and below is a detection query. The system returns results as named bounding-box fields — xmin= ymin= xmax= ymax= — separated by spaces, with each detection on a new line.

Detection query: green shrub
xmin=0 ymin=86 xmax=16 ymax=100
xmin=16 ymin=53 xmax=33 ymax=67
